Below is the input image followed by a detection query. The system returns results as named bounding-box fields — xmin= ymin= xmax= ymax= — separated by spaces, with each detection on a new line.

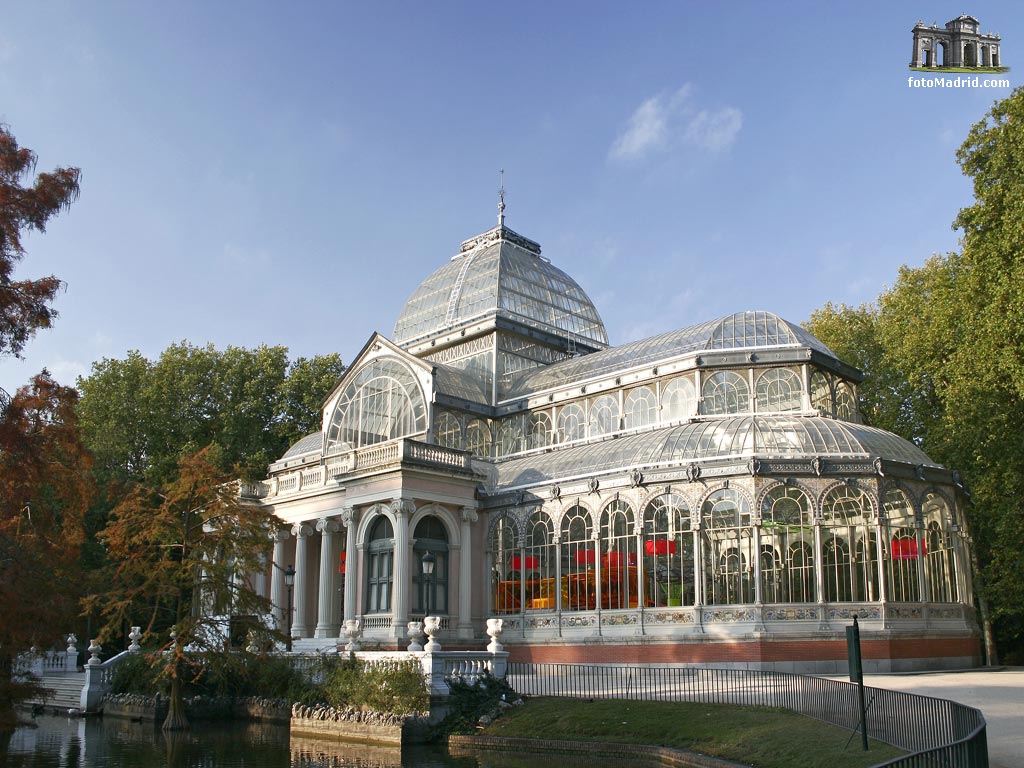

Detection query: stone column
xmin=291 ymin=523 xmax=314 ymax=638
xmin=457 ymin=507 xmax=478 ymax=639
xmin=315 ymin=518 xmax=341 ymax=638
xmin=340 ymin=506 xmax=359 ymax=625
xmin=252 ymin=551 xmax=268 ymax=603
xmin=270 ymin=529 xmax=290 ymax=632
xmin=390 ymin=499 xmax=414 ymax=638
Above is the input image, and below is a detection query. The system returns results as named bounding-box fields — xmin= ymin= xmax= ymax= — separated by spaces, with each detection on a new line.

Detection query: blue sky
xmin=1 ymin=2 xmax=1017 ymax=394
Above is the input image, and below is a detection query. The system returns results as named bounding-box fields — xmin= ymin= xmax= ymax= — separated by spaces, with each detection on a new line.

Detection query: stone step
xmin=28 ymin=673 xmax=86 ymax=711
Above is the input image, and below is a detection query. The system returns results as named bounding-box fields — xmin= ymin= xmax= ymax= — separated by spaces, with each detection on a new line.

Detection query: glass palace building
xmin=243 ymin=217 xmax=981 ymax=672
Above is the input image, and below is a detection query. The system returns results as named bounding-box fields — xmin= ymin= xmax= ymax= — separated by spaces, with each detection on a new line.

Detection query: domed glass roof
xmin=392 ymin=225 xmax=608 ymax=348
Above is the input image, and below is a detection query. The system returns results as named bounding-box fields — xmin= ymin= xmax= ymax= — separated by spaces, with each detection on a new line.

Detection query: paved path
xmin=859 ymin=668 xmax=1023 ymax=768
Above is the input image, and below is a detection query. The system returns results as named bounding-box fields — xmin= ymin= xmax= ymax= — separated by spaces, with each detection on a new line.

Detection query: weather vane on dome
xmin=497 ymin=168 xmax=505 ymax=228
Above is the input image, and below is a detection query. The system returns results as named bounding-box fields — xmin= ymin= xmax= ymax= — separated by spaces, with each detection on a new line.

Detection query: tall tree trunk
xmin=162 ymin=672 xmax=189 ymax=731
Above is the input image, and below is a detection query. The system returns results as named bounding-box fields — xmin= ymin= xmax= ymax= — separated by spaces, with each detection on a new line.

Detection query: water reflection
xmin=2 ymin=715 xmax=622 ymax=768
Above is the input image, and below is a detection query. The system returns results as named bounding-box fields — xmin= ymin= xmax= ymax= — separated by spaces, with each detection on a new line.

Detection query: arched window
xmin=412 ymin=516 xmax=448 ymax=615
xmin=524 ymin=511 xmax=556 ymax=611
xmin=490 ymin=515 xmax=520 ymax=614
xmin=884 ymin=488 xmax=920 ymax=602
xmin=835 ymin=382 xmax=857 ymax=422
xmin=326 ymin=358 xmax=427 ymax=453
xmin=760 ymin=485 xmax=814 ymax=603
xmin=366 ymin=516 xmax=394 ymax=613
xmin=701 ymin=371 xmax=750 ymax=416
xmin=599 ymin=500 xmax=635 ymax=609
xmin=589 ymin=395 xmax=620 ymax=436
xmin=527 ymin=412 xmax=552 ymax=450
xmin=810 ymin=370 xmax=832 ymax=417
xmin=755 ymin=369 xmax=803 ymax=413
xmin=623 ymin=386 xmax=657 ymax=430
xmin=558 ymin=402 xmax=587 ymax=443
xmin=497 ymin=417 xmax=524 ymax=457
xmin=661 ymin=376 xmax=696 ymax=422
xmin=643 ymin=494 xmax=693 ymax=607
xmin=561 ymin=506 xmax=593 ymax=610
xmin=465 ymin=418 xmax=492 ymax=457
xmin=821 ymin=485 xmax=877 ymax=602
xmin=922 ymin=492 xmax=957 ymax=603
xmin=435 ymin=410 xmax=462 ymax=450
xmin=701 ymin=489 xmax=752 ymax=605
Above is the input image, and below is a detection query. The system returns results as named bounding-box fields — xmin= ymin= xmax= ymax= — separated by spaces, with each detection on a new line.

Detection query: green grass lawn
xmin=482 ymin=698 xmax=905 ymax=768
xmin=909 ymin=66 xmax=1009 ymax=73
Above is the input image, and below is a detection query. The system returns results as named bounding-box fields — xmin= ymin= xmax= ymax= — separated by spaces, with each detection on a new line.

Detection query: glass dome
xmin=392 ymin=226 xmax=608 ymax=348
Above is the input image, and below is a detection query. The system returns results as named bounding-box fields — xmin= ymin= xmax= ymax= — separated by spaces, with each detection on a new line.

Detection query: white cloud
xmin=609 ymin=84 xmax=742 ymax=162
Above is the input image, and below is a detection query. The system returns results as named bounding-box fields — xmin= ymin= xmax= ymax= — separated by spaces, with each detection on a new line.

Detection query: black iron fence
xmin=507 ymin=663 xmax=987 ymax=768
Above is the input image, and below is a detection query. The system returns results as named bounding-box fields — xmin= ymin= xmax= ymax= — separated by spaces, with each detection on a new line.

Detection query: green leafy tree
xmin=85 ymin=445 xmax=276 ymax=730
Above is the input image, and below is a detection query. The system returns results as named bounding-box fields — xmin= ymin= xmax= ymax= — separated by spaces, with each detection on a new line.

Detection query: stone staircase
xmin=31 ymin=672 xmax=86 ymax=712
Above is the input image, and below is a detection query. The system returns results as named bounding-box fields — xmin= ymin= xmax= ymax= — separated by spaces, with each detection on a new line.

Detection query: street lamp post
xmin=284 ymin=564 xmax=295 ymax=652
xmin=421 ymin=550 xmax=436 ymax=616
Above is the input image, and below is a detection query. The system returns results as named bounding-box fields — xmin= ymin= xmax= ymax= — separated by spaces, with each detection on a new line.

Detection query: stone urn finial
xmin=87 ymin=639 xmax=102 ymax=666
xmin=245 ymin=629 xmax=261 ymax=654
xmin=406 ymin=621 xmax=424 ymax=652
xmin=486 ymin=618 xmax=505 ymax=653
xmin=128 ymin=626 xmax=142 ymax=652
xmin=343 ymin=618 xmax=361 ymax=653
xmin=423 ymin=616 xmax=442 ymax=653
xmin=66 ymin=634 xmax=78 ymax=654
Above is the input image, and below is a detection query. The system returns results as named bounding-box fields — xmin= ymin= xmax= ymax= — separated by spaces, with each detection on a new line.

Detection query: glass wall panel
xmin=497 ymin=416 xmax=524 ymax=457
xmin=884 ymin=488 xmax=921 ymax=602
xmin=835 ymin=382 xmax=858 ymax=422
xmin=366 ymin=516 xmax=394 ymax=614
xmin=589 ymin=395 xmax=620 ymax=436
xmin=643 ymin=494 xmax=693 ymax=607
xmin=661 ymin=376 xmax=696 ymax=422
xmin=623 ymin=386 xmax=657 ymax=430
xmin=527 ymin=412 xmax=552 ymax=450
xmin=821 ymin=486 xmax=878 ymax=602
xmin=922 ymin=492 xmax=957 ymax=603
xmin=465 ymin=418 xmax=492 ymax=457
xmin=561 ymin=506 xmax=594 ymax=611
xmin=755 ymin=368 xmax=803 ymax=413
xmin=412 ymin=516 xmax=448 ymax=615
xmin=490 ymin=515 xmax=520 ymax=614
xmin=811 ymin=370 xmax=832 ymax=417
xmin=435 ymin=410 xmax=463 ymax=449
xmin=523 ymin=511 xmax=556 ymax=611
xmin=599 ymin=500 xmax=637 ymax=609
xmin=701 ymin=489 xmax=752 ymax=605
xmin=701 ymin=371 xmax=750 ymax=416
xmin=760 ymin=485 xmax=815 ymax=603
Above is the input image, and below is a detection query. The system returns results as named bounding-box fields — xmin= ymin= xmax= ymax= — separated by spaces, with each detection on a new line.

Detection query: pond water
xmin=1 ymin=714 xmax=620 ymax=768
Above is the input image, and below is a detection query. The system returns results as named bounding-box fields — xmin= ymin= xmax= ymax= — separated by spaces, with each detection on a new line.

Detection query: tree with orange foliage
xmin=0 ymin=374 xmax=94 ymax=726
xmin=85 ymin=446 xmax=276 ymax=730
xmin=0 ymin=125 xmax=85 ymax=729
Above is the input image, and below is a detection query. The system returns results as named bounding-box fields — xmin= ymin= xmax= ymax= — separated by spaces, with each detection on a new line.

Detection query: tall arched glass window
xmin=435 ymin=410 xmax=462 ymax=449
xmin=701 ymin=489 xmax=752 ymax=605
xmin=465 ymin=418 xmax=492 ymax=457
xmin=561 ymin=506 xmax=593 ymax=611
xmin=701 ymin=371 xmax=750 ymax=416
xmin=623 ymin=386 xmax=657 ymax=430
xmin=527 ymin=412 xmax=551 ymax=450
xmin=835 ymin=382 xmax=858 ymax=422
xmin=821 ymin=486 xmax=877 ymax=602
xmin=497 ymin=417 xmax=524 ymax=457
xmin=643 ymin=494 xmax=693 ymax=607
xmin=661 ymin=376 xmax=696 ymax=422
xmin=326 ymin=358 xmax=427 ymax=453
xmin=599 ymin=500 xmax=635 ymax=609
xmin=755 ymin=369 xmax=803 ymax=413
xmin=490 ymin=515 xmax=519 ymax=614
xmin=589 ymin=395 xmax=620 ymax=436
xmin=366 ymin=515 xmax=394 ymax=614
xmin=884 ymin=488 xmax=921 ymax=602
xmin=524 ymin=511 xmax=555 ymax=611
xmin=760 ymin=485 xmax=814 ymax=603
xmin=412 ymin=516 xmax=448 ymax=615
xmin=922 ymin=492 xmax=957 ymax=603
xmin=558 ymin=402 xmax=587 ymax=443
xmin=810 ymin=370 xmax=832 ymax=417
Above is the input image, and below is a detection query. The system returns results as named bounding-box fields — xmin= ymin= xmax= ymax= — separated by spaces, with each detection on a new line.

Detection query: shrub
xmin=436 ymin=673 xmax=519 ymax=735
xmin=323 ymin=657 xmax=428 ymax=716
xmin=108 ymin=652 xmax=160 ymax=696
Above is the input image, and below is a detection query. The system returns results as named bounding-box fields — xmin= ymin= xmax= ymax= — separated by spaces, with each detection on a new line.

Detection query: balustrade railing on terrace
xmin=507 ymin=663 xmax=988 ymax=768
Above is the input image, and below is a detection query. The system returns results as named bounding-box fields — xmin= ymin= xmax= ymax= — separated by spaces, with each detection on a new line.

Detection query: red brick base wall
xmin=506 ymin=635 xmax=981 ymax=666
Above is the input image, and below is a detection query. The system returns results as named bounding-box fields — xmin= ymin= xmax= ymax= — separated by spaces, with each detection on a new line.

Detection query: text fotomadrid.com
xmin=907 ymin=75 xmax=1011 ymax=88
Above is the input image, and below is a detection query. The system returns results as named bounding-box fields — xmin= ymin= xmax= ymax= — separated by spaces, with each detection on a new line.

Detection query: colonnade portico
xmin=265 ymin=495 xmax=481 ymax=645
xmin=910 ymin=16 xmax=1001 ymax=69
